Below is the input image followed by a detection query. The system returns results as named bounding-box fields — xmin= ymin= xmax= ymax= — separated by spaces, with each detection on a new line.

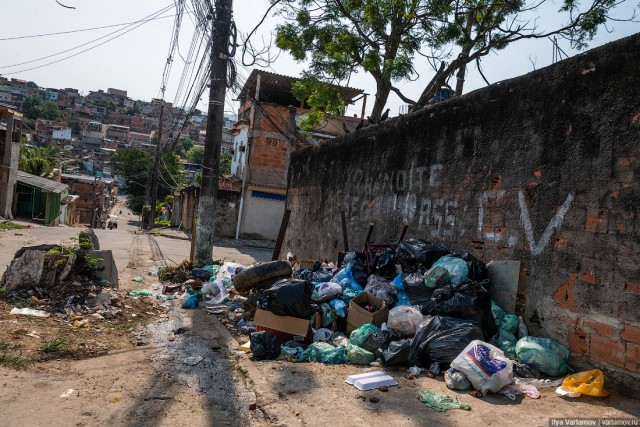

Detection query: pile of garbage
xmin=192 ymin=239 xmax=609 ymax=400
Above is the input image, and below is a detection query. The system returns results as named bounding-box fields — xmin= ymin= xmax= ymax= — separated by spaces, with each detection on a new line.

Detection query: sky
xmin=1 ymin=0 xmax=638 ymax=119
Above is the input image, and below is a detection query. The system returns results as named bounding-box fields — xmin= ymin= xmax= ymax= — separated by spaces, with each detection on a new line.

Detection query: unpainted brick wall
xmin=284 ymin=34 xmax=640 ymax=391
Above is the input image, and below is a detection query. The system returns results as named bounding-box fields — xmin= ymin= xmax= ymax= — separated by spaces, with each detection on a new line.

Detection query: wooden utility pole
xmin=194 ymin=0 xmax=234 ymax=265
xmin=147 ymin=102 xmax=165 ymax=229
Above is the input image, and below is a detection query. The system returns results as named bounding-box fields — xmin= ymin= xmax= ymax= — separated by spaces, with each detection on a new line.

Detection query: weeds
xmin=40 ymin=337 xmax=69 ymax=353
xmin=0 ymin=341 xmax=23 ymax=351
xmin=0 ymin=354 xmax=28 ymax=368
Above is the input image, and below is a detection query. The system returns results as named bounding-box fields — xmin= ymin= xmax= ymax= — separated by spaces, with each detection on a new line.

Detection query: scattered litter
xmin=346 ymin=371 xmax=398 ymax=391
xmin=10 ymin=307 xmax=50 ymax=317
xmin=555 ymin=386 xmax=581 ymax=398
xmin=129 ymin=289 xmax=152 ymax=297
xmin=60 ymin=389 xmax=75 ymax=399
xmin=561 ymin=369 xmax=609 ymax=397
xmin=417 ymin=390 xmax=471 ymax=412
xmin=132 ymin=276 xmax=145 ymax=283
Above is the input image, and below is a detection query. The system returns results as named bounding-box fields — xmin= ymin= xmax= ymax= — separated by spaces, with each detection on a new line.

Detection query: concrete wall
xmin=285 ymin=34 xmax=640 ymax=391
xmin=239 ymin=185 xmax=286 ymax=240
xmin=172 ymin=186 xmax=240 ymax=238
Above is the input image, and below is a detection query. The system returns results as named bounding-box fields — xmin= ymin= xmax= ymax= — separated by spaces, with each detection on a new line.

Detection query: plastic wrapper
xmin=409 ymin=316 xmax=484 ymax=368
xmin=281 ymin=340 xmax=309 ymax=362
xmin=308 ymin=342 xmax=348 ymax=364
xmin=432 ymin=256 xmax=469 ymax=284
xmin=312 ymin=282 xmax=343 ymax=303
xmin=349 ymin=323 xmax=379 ymax=348
xmin=258 ymin=279 xmax=313 ymax=319
xmin=561 ymin=370 xmax=609 ymax=397
xmin=346 ymin=344 xmax=376 ymax=365
xmin=320 ymin=302 xmax=337 ymax=327
xmin=395 ymin=239 xmax=451 ymax=273
xmin=381 ymin=338 xmax=412 ymax=366
xmin=420 ymin=280 xmax=497 ymax=340
xmin=424 ymin=266 xmax=451 ymax=289
xmin=343 ymin=252 xmax=368 ymax=285
xmin=364 ymin=274 xmax=397 ymax=306
xmin=444 ymin=368 xmax=472 ymax=391
xmin=313 ymin=328 xmax=333 ymax=342
xmin=451 ymin=340 xmax=514 ymax=396
xmin=342 ymin=288 xmax=363 ymax=305
xmin=250 ymin=331 xmax=281 ymax=360
xmin=387 ymin=306 xmax=424 ymax=337
xmin=515 ymin=336 xmax=569 ymax=376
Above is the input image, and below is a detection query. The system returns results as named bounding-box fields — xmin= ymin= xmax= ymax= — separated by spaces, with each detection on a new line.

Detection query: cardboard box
xmin=346 ymin=292 xmax=389 ymax=334
xmin=253 ymin=309 xmax=317 ymax=343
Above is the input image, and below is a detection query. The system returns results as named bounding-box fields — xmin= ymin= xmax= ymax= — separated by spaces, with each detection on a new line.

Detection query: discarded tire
xmin=232 ymin=261 xmax=293 ymax=293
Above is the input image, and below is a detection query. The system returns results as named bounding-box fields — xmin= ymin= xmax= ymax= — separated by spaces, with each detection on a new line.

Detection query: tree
xmin=175 ymin=137 xmax=194 ymax=158
xmin=19 ymin=145 xmax=56 ymax=177
xmin=220 ymin=152 xmax=232 ymax=176
xmin=272 ymin=0 xmax=635 ymax=118
xmin=111 ymin=148 xmax=184 ymax=214
xmin=185 ymin=145 xmax=205 ymax=164
xmin=104 ymin=99 xmax=116 ymax=113
xmin=22 ymin=94 xmax=43 ymax=120
xmin=41 ymin=101 xmax=60 ymax=121
xmin=117 ymin=107 xmax=127 ymax=115
xmin=26 ymin=81 xmax=38 ymax=88
xmin=291 ymin=73 xmax=345 ymax=130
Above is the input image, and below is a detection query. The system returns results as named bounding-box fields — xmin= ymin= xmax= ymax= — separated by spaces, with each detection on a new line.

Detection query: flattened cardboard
xmin=346 ymin=292 xmax=389 ymax=334
xmin=254 ymin=309 xmax=312 ymax=342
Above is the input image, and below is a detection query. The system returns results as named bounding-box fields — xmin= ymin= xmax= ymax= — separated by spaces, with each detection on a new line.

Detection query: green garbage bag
xmin=346 ymin=344 xmax=375 ymax=365
xmin=493 ymin=328 xmax=517 ymax=360
xmin=129 ymin=289 xmax=152 ymax=296
xmin=491 ymin=301 xmax=519 ymax=334
xmin=515 ymin=336 xmax=569 ymax=376
xmin=349 ymin=323 xmax=379 ymax=348
xmin=308 ymin=342 xmax=348 ymax=364
xmin=282 ymin=340 xmax=310 ymax=362
xmin=417 ymin=390 xmax=471 ymax=412
xmin=432 ymin=256 xmax=469 ymax=284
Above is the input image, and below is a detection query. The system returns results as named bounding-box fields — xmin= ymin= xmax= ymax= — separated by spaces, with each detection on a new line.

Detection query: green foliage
xmin=117 ymin=107 xmax=127 ymax=114
xmin=298 ymin=110 xmax=326 ymax=132
xmin=194 ymin=172 xmax=202 ymax=185
xmin=22 ymin=94 xmax=43 ymax=120
xmin=220 ymin=152 xmax=232 ymax=176
xmin=40 ymin=338 xmax=69 ymax=353
xmin=154 ymin=219 xmax=171 ymax=227
xmin=175 ymin=138 xmax=194 ymax=158
xmin=41 ymin=101 xmax=60 ymax=120
xmin=185 ymin=145 xmax=205 ymax=164
xmin=104 ymin=99 xmax=117 ymax=112
xmin=291 ymin=74 xmax=345 ymax=130
xmin=111 ymin=148 xmax=184 ymax=214
xmin=19 ymin=145 xmax=56 ymax=177
xmin=26 ymin=81 xmax=38 ymax=88
xmin=0 ymin=221 xmax=26 ymax=231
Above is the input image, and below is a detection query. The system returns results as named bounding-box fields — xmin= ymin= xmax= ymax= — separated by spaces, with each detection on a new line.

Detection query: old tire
xmin=232 ymin=261 xmax=292 ymax=293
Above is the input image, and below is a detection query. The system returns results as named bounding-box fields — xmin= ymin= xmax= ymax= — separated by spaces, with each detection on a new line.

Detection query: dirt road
xmin=1 ymin=202 xmax=639 ymax=426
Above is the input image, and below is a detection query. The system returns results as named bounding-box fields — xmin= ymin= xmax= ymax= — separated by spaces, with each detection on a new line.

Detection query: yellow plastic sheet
xmin=562 ymin=369 xmax=609 ymax=397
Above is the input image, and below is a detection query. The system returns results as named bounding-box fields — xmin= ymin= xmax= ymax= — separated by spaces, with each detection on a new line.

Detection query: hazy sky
xmin=1 ymin=0 xmax=637 ymax=118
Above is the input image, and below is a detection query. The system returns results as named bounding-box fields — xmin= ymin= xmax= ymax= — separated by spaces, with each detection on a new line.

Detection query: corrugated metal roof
xmin=237 ymin=70 xmax=364 ymax=107
xmin=17 ymin=171 xmax=69 ymax=194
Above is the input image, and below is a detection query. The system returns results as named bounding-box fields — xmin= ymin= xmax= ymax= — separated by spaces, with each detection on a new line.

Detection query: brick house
xmin=230 ymin=70 xmax=364 ymax=240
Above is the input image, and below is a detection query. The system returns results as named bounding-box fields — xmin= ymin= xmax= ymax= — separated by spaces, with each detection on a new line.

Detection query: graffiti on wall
xmin=341 ymin=164 xmax=575 ymax=256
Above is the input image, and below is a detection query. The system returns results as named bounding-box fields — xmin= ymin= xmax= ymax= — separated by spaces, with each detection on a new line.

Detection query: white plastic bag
xmin=451 ymin=340 xmax=513 ymax=395
xmin=386 ymin=306 xmax=424 ymax=337
xmin=205 ymin=279 xmax=229 ymax=304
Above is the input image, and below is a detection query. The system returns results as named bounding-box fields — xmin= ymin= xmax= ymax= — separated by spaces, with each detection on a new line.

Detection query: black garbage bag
xmin=381 ymin=338 xmax=413 ymax=367
xmin=257 ymin=279 xmax=313 ymax=319
xmin=364 ymin=329 xmax=399 ymax=355
xmin=409 ymin=316 xmax=484 ymax=368
xmin=403 ymin=271 xmax=435 ymax=306
xmin=294 ymin=268 xmax=334 ymax=283
xmin=344 ymin=252 xmax=368 ymax=285
xmin=374 ymin=249 xmax=397 ymax=278
xmin=453 ymin=252 xmax=489 ymax=282
xmin=191 ymin=268 xmax=213 ymax=281
xmin=419 ymin=280 xmax=497 ymax=339
xmin=395 ymin=239 xmax=451 ymax=273
xmin=250 ymin=331 xmax=281 ymax=360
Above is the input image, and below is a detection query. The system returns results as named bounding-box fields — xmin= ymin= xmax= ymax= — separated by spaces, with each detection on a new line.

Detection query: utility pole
xmin=194 ymin=0 xmax=234 ymax=265
xmin=147 ymin=102 xmax=165 ymax=229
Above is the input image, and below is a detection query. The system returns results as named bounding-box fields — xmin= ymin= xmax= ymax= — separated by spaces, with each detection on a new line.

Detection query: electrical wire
xmin=0 ymin=6 xmax=175 ymax=76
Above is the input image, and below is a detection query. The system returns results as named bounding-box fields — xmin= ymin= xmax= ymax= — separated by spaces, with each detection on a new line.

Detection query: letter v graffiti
xmin=518 ymin=191 xmax=575 ymax=256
